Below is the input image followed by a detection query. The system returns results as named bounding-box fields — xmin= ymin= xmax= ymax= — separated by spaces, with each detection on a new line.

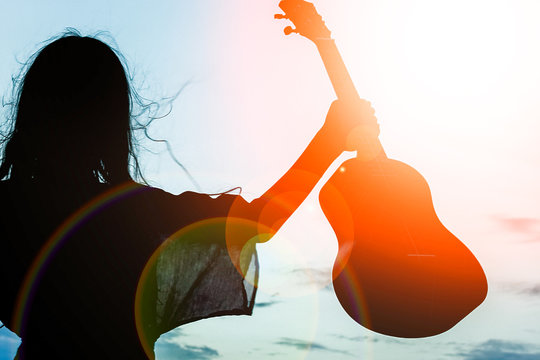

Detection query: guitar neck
xmin=314 ymin=38 xmax=386 ymax=159
xmin=314 ymin=39 xmax=359 ymax=102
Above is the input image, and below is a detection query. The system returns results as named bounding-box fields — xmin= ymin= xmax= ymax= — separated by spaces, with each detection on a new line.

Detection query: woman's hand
xmin=320 ymin=98 xmax=379 ymax=152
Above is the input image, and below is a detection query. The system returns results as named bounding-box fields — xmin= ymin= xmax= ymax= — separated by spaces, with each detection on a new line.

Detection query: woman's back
xmin=1 ymin=180 xmax=160 ymax=358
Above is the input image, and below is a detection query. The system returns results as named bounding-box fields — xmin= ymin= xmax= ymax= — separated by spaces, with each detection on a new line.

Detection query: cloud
xmin=521 ymin=285 xmax=540 ymax=296
xmin=499 ymin=282 xmax=540 ymax=297
xmin=456 ymin=339 xmax=540 ymax=360
xmin=493 ymin=216 xmax=540 ymax=242
xmin=331 ymin=334 xmax=366 ymax=342
xmin=510 ymin=283 xmax=540 ymax=297
xmin=497 ymin=217 xmax=540 ymax=233
xmin=255 ymin=300 xmax=279 ymax=308
xmin=154 ymin=340 xmax=219 ymax=360
xmin=289 ymin=267 xmax=333 ymax=291
xmin=155 ymin=328 xmax=220 ymax=360
xmin=275 ymin=337 xmax=352 ymax=356
xmin=265 ymin=351 xmax=287 ymax=357
xmin=330 ymin=333 xmax=413 ymax=345
xmin=0 ymin=333 xmax=21 ymax=360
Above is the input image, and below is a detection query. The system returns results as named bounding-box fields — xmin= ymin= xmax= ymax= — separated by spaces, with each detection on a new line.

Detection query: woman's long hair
xmin=0 ymin=31 xmax=141 ymax=185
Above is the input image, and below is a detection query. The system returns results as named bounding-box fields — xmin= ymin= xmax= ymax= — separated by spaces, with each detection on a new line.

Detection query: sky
xmin=1 ymin=0 xmax=540 ymax=359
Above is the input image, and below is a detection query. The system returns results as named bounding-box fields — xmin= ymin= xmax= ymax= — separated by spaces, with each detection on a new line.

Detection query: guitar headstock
xmin=275 ymin=0 xmax=331 ymax=42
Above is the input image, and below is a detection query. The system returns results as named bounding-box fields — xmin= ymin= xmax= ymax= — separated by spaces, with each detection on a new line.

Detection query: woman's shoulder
xmin=149 ymin=187 xmax=249 ymax=219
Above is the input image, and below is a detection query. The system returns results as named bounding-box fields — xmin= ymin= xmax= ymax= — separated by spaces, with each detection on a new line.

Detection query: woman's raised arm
xmin=227 ymin=99 xmax=377 ymax=243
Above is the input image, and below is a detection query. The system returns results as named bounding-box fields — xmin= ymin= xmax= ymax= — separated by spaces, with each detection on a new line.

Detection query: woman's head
xmin=1 ymin=32 xmax=136 ymax=184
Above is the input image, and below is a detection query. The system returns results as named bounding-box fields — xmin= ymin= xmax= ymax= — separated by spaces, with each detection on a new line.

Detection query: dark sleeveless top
xmin=0 ymin=180 xmax=258 ymax=359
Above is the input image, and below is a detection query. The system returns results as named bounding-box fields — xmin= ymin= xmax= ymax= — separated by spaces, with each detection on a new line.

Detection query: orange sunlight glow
xmin=212 ymin=0 xmax=540 ymax=295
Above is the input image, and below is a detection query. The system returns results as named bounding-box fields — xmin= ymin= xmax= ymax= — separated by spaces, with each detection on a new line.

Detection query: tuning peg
xmin=283 ymin=26 xmax=297 ymax=35
xmin=274 ymin=13 xmax=288 ymax=19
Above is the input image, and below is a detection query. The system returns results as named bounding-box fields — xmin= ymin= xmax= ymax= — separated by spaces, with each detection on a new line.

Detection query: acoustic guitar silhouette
xmin=276 ymin=0 xmax=487 ymax=338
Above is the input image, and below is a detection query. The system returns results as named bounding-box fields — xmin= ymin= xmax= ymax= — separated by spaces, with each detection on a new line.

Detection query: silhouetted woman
xmin=0 ymin=33 xmax=375 ymax=359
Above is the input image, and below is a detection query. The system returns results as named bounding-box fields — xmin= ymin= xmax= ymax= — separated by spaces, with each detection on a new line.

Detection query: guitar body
xmin=320 ymin=157 xmax=487 ymax=338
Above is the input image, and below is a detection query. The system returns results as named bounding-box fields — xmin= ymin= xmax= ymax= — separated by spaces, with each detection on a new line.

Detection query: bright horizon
xmin=2 ymin=1 xmax=540 ymax=359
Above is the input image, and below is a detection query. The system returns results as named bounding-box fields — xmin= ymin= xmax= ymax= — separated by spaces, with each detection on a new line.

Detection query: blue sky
xmin=2 ymin=1 xmax=540 ymax=359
